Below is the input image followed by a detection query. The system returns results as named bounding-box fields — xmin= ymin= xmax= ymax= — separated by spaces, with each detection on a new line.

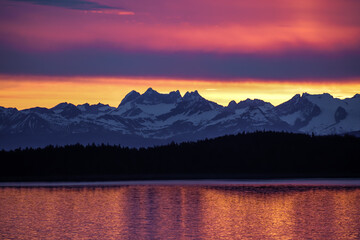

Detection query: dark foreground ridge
xmin=1 ymin=132 xmax=360 ymax=182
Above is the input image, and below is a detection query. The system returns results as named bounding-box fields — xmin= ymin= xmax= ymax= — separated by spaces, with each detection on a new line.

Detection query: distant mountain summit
xmin=119 ymin=88 xmax=182 ymax=107
xmin=275 ymin=92 xmax=360 ymax=134
xmin=1 ymin=89 xmax=359 ymax=149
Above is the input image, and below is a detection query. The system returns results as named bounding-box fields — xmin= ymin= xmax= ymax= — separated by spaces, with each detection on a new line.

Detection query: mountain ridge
xmin=1 ymin=88 xmax=359 ymax=150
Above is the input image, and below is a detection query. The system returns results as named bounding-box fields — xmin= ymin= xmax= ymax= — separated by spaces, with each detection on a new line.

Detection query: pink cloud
xmin=86 ymin=10 xmax=134 ymax=15
xmin=0 ymin=0 xmax=359 ymax=53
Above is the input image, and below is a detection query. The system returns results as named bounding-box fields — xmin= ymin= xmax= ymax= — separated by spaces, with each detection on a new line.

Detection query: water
xmin=1 ymin=180 xmax=360 ymax=239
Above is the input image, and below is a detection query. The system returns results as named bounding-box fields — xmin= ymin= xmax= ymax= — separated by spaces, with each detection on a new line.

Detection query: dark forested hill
xmin=1 ymin=132 xmax=359 ymax=181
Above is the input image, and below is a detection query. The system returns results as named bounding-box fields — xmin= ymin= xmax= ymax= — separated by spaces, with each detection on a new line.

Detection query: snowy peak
xmin=275 ymin=93 xmax=316 ymax=114
xmin=113 ymin=88 xmax=185 ymax=118
xmin=0 ymin=106 xmax=17 ymax=113
xmin=300 ymin=92 xmax=334 ymax=99
xmin=120 ymin=89 xmax=210 ymax=108
xmin=140 ymin=87 xmax=161 ymax=100
xmin=119 ymin=88 xmax=182 ymax=107
xmin=77 ymin=103 xmax=115 ymax=114
xmin=181 ymin=90 xmax=222 ymax=110
xmin=183 ymin=91 xmax=221 ymax=112
xmin=119 ymin=90 xmax=141 ymax=106
xmin=289 ymin=94 xmax=301 ymax=104
xmin=303 ymin=93 xmax=334 ymax=103
xmin=304 ymin=92 xmax=332 ymax=98
xmin=51 ymin=102 xmax=71 ymax=111
xmin=301 ymin=92 xmax=309 ymax=97
xmin=168 ymin=90 xmax=182 ymax=100
xmin=144 ymin=87 xmax=157 ymax=95
xmin=275 ymin=93 xmax=321 ymax=128
xmin=183 ymin=90 xmax=203 ymax=101
xmin=275 ymin=92 xmax=360 ymax=134
xmin=23 ymin=107 xmax=54 ymax=115
xmin=237 ymin=98 xmax=273 ymax=109
xmin=227 ymin=100 xmax=237 ymax=109
xmin=59 ymin=104 xmax=81 ymax=118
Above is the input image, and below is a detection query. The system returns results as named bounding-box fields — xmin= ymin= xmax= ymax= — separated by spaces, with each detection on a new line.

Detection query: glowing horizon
xmin=1 ymin=75 xmax=359 ymax=110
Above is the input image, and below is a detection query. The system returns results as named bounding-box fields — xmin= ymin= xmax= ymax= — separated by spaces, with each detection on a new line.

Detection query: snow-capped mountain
xmin=0 ymin=89 xmax=359 ymax=149
xmin=275 ymin=93 xmax=360 ymax=135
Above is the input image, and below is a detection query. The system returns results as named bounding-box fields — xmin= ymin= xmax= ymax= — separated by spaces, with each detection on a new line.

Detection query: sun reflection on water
xmin=0 ymin=185 xmax=359 ymax=239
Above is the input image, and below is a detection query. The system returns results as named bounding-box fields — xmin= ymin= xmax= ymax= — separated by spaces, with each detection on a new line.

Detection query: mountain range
xmin=1 ymin=88 xmax=359 ymax=150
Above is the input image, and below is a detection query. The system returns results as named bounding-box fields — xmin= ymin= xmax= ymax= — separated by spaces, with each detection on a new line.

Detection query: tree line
xmin=1 ymin=131 xmax=359 ymax=181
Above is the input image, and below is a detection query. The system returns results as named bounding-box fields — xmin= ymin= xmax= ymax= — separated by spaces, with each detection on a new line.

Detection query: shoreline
xmin=1 ymin=178 xmax=360 ymax=187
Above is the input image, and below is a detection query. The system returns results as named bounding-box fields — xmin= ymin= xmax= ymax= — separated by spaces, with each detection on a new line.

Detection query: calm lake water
xmin=1 ymin=180 xmax=360 ymax=239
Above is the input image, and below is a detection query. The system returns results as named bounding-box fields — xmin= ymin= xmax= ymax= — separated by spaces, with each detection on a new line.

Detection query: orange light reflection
xmin=1 ymin=186 xmax=360 ymax=239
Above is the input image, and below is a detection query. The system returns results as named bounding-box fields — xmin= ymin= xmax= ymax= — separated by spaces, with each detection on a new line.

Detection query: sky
xmin=0 ymin=0 xmax=360 ymax=109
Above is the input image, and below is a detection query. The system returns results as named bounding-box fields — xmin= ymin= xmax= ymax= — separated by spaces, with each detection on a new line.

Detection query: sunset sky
xmin=1 ymin=0 xmax=360 ymax=109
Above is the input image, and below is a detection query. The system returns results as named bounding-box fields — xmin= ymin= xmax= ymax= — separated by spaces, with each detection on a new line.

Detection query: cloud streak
xmin=9 ymin=0 xmax=119 ymax=10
